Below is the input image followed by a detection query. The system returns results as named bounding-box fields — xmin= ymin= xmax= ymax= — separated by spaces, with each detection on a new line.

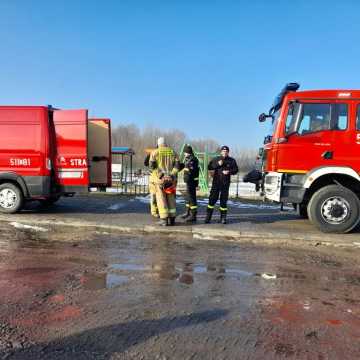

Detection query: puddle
xmin=178 ymin=273 xmax=194 ymax=284
xmin=194 ymin=265 xmax=252 ymax=277
xmin=225 ymin=268 xmax=253 ymax=276
xmin=110 ymin=261 xmax=254 ymax=279
xmin=193 ymin=265 xmax=207 ymax=273
xmin=110 ymin=263 xmax=149 ymax=271
xmin=82 ymin=273 xmax=128 ymax=290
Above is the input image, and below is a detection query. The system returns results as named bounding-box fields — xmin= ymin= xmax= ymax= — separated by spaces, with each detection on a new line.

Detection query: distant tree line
xmin=111 ymin=123 xmax=258 ymax=173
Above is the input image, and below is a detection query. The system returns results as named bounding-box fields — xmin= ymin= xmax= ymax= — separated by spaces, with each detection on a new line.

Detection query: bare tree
xmin=111 ymin=122 xmax=257 ymax=171
xmin=230 ymin=147 xmax=258 ymax=173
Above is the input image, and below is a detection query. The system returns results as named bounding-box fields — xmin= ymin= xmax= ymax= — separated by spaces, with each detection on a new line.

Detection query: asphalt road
xmin=0 ymin=194 xmax=359 ymax=246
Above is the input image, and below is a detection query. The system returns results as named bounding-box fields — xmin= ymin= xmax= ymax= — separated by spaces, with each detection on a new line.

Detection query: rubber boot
xmin=158 ymin=218 xmax=168 ymax=226
xmin=181 ymin=207 xmax=190 ymax=219
xmin=220 ymin=210 xmax=227 ymax=224
xmin=186 ymin=210 xmax=197 ymax=223
xmin=205 ymin=208 xmax=213 ymax=224
xmin=168 ymin=217 xmax=176 ymax=226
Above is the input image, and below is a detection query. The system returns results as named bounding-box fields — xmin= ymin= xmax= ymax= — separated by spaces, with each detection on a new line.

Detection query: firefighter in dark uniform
xmin=181 ymin=144 xmax=199 ymax=223
xmin=205 ymin=145 xmax=238 ymax=224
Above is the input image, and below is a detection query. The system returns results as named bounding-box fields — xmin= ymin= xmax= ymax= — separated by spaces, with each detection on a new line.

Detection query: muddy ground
xmin=0 ymin=221 xmax=359 ymax=359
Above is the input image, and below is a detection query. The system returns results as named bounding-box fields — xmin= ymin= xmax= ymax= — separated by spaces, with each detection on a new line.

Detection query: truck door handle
xmin=322 ymin=151 xmax=333 ymax=160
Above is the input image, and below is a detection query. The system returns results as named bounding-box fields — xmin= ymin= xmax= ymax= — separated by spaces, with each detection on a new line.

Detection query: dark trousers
xmin=208 ymin=182 xmax=229 ymax=211
xmin=185 ymin=182 xmax=197 ymax=210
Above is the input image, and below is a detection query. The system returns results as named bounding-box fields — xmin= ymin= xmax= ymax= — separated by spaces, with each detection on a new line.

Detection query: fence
xmin=101 ymin=170 xmax=260 ymax=199
xmin=108 ymin=170 xmax=150 ymax=194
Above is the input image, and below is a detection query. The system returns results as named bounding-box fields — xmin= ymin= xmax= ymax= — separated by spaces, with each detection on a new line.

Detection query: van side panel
xmin=0 ymin=107 xmax=51 ymax=197
xmin=53 ymin=109 xmax=89 ymax=192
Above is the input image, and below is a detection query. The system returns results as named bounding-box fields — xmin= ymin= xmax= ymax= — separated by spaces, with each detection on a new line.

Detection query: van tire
xmin=307 ymin=185 xmax=360 ymax=233
xmin=0 ymin=183 xmax=24 ymax=213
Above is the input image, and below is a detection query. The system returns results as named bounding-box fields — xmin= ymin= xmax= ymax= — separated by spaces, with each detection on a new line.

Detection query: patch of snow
xmin=261 ymin=273 xmax=277 ymax=280
xmin=126 ymin=194 xmax=294 ymax=212
xmin=10 ymin=222 xmax=48 ymax=232
xmin=227 ymin=200 xmax=285 ymax=210
xmin=108 ymin=203 xmax=126 ymax=211
xmin=135 ymin=195 xmax=151 ymax=204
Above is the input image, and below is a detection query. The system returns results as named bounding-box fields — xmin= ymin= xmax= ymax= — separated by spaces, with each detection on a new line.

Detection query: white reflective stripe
xmin=58 ymin=169 xmax=86 ymax=179
xmin=304 ymin=167 xmax=360 ymax=189
xmin=58 ymin=168 xmax=88 ymax=171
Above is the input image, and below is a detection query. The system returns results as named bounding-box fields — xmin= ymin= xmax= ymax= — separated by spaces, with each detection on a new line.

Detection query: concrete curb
xmin=1 ymin=215 xmax=360 ymax=249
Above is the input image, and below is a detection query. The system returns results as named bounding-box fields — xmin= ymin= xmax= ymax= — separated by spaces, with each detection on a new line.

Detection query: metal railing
xmin=105 ymin=171 xmax=261 ymax=199
xmin=110 ymin=171 xmax=150 ymax=194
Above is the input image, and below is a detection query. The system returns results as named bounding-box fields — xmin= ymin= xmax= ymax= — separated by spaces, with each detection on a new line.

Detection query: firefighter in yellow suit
xmin=150 ymin=137 xmax=181 ymax=226
xmin=144 ymin=149 xmax=159 ymax=217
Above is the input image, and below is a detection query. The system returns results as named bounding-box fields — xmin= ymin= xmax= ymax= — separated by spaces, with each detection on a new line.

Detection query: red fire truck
xmin=0 ymin=106 xmax=111 ymax=213
xmin=259 ymin=83 xmax=360 ymax=233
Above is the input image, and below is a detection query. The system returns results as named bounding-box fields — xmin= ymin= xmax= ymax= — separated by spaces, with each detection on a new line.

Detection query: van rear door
xmin=52 ymin=110 xmax=89 ymax=192
xmin=88 ymin=119 xmax=111 ymax=187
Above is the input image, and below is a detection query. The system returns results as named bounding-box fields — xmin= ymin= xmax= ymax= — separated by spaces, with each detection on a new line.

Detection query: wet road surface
xmin=0 ymin=223 xmax=359 ymax=359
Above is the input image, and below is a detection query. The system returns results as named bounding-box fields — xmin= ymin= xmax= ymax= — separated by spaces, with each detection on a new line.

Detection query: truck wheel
xmin=0 ymin=183 xmax=24 ymax=214
xmin=307 ymin=185 xmax=360 ymax=233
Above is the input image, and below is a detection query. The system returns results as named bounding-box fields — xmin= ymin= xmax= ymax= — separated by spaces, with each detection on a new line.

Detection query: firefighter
xmin=150 ymin=137 xmax=181 ymax=226
xmin=144 ymin=151 xmax=159 ymax=218
xmin=205 ymin=145 xmax=238 ymax=224
xmin=180 ymin=144 xmax=199 ymax=223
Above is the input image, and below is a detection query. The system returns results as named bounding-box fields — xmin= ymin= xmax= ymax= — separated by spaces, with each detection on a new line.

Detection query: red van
xmin=259 ymin=84 xmax=360 ymax=233
xmin=0 ymin=106 xmax=111 ymax=213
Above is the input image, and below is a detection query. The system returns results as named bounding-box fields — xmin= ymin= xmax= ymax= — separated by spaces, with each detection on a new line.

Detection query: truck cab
xmin=259 ymin=84 xmax=360 ymax=233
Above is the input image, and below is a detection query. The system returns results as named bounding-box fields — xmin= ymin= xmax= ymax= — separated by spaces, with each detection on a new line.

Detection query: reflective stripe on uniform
xmin=168 ymin=208 xmax=176 ymax=214
xmin=219 ymin=207 xmax=228 ymax=211
xmin=207 ymin=205 xmax=215 ymax=209
xmin=186 ymin=204 xmax=190 ymax=207
xmin=194 ymin=178 xmax=199 ymax=180
xmin=190 ymin=206 xmax=197 ymax=210
xmin=159 ymin=149 xmax=174 ymax=155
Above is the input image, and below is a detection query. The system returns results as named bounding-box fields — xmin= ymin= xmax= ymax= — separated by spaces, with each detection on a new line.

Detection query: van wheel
xmin=307 ymin=185 xmax=360 ymax=233
xmin=0 ymin=183 xmax=24 ymax=213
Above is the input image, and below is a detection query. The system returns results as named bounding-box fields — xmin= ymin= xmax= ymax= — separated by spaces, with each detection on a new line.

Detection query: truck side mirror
xmin=258 ymin=113 xmax=267 ymax=122
xmin=258 ymin=113 xmax=273 ymax=122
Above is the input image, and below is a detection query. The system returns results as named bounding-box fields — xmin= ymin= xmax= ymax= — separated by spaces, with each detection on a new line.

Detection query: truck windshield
xmin=285 ymin=103 xmax=347 ymax=135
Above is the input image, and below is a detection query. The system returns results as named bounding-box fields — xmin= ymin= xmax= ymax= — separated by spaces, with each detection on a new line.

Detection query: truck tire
xmin=0 ymin=183 xmax=24 ymax=214
xmin=307 ymin=185 xmax=360 ymax=233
